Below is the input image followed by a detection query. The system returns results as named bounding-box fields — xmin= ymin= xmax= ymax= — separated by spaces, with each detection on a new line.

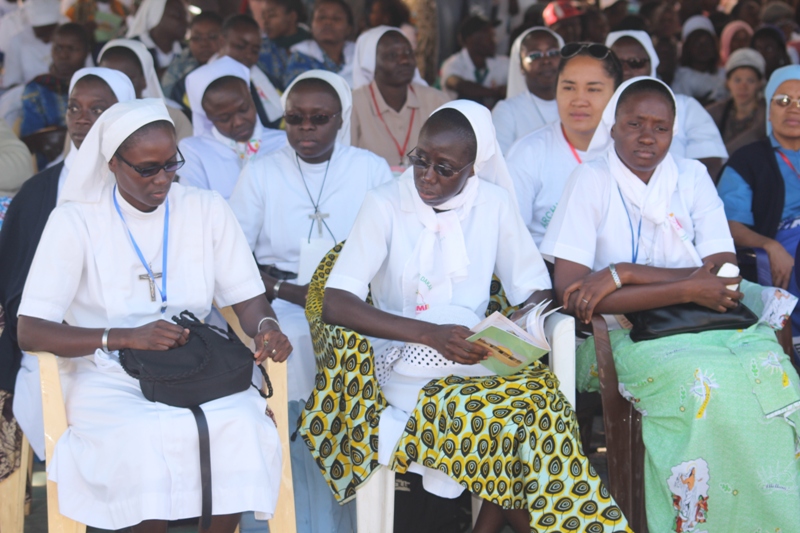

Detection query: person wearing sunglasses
xmin=317 ymin=99 xmax=629 ymax=533
xmin=229 ymin=69 xmax=391 ymax=533
xmin=606 ymin=30 xmax=729 ymax=180
xmin=506 ymin=42 xmax=622 ymax=248
xmin=492 ymin=27 xmax=564 ymax=155
xmin=179 ymin=56 xmax=287 ymax=200
xmin=718 ymin=65 xmax=800 ymax=335
xmin=15 ymin=97 xmax=292 ymax=533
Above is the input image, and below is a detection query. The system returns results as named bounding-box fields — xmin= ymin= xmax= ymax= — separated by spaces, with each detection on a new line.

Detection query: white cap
xmin=681 ymin=15 xmax=716 ymax=41
xmin=725 ymin=48 xmax=766 ymax=77
xmin=26 ymin=0 xmax=61 ymax=26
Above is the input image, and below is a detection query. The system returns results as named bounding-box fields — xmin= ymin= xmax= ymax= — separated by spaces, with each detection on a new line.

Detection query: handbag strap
xmin=188 ymin=406 xmax=213 ymax=530
xmin=252 ymin=364 xmax=273 ymax=399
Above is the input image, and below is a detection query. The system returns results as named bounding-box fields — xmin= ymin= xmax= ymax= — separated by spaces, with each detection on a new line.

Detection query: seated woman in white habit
xmin=15 ymin=98 xmax=292 ymax=533
xmin=320 ymin=99 xmax=630 ymax=533
xmin=180 ymin=56 xmax=287 ymax=199
xmin=228 ymin=69 xmax=392 ymax=533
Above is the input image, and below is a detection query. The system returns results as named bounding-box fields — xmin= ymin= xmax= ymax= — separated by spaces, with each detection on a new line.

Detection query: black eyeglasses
xmin=284 ymin=112 xmax=341 ymax=126
xmin=116 ymin=149 xmax=186 ymax=178
xmin=406 ymin=149 xmax=474 ymax=179
xmin=560 ymin=42 xmax=611 ymax=60
xmin=619 ymin=57 xmax=650 ymax=70
xmin=524 ymin=48 xmax=561 ymax=62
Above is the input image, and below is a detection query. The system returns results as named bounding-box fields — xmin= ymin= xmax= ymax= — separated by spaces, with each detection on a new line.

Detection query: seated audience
xmin=752 ymin=25 xmax=790 ymax=81
xmin=351 ymin=26 xmax=448 ymax=173
xmin=125 ymin=0 xmax=188 ymax=77
xmin=2 ymin=67 xmax=135 ymax=460
xmin=64 ymin=0 xmax=128 ymax=46
xmin=0 ymin=119 xmax=33 ymax=197
xmin=718 ymin=65 xmax=800 ymax=335
xmin=98 ymin=38 xmax=193 ymax=141
xmin=672 ymin=15 xmax=727 ymax=105
xmin=15 ymin=97 xmax=291 ymax=531
xmin=719 ymin=19 xmax=753 ymax=65
xmin=161 ymin=11 xmax=224 ymax=103
xmin=229 ymin=69 xmax=391 ymax=533
xmin=732 ymin=0 xmax=761 ymax=31
xmin=492 ymin=27 xmax=563 ymax=155
xmin=542 ymin=75 xmax=800 ymax=533
xmin=257 ymin=0 xmax=311 ymax=88
xmin=543 ymin=0 xmax=583 ymax=45
xmin=2 ymin=0 xmax=61 ymax=89
xmin=180 ymin=56 xmax=287 ymax=198
xmin=607 ymin=30 xmax=728 ymax=179
xmin=367 ymin=0 xmax=416 ymax=48
xmin=507 ymin=42 xmax=621 ymax=247
xmin=760 ymin=1 xmax=798 ymax=64
xmin=440 ymin=15 xmax=509 ymax=109
xmin=283 ymin=0 xmax=355 ymax=88
xmin=317 ymin=99 xmax=629 ymax=533
xmin=706 ymin=48 xmax=767 ymax=155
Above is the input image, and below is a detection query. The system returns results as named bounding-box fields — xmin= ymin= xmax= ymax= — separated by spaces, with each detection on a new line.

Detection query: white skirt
xmin=48 ymin=351 xmax=282 ymax=530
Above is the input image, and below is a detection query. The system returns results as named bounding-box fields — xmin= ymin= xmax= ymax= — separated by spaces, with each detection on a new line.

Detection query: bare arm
xmin=260 ymin=270 xmax=308 ymax=308
xmin=729 ymin=220 xmax=794 ymax=289
xmin=231 ymin=294 xmax=292 ymax=363
xmin=699 ymin=157 xmax=723 ymax=184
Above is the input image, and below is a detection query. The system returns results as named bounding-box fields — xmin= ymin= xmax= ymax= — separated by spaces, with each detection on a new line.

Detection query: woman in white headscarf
xmin=491 ymin=26 xmax=564 ymax=155
xmin=124 ymin=0 xmax=187 ymax=73
xmin=317 ymin=99 xmax=629 ymax=532
xmin=542 ymin=76 xmax=800 ymax=532
xmin=228 ymin=69 xmax=391 ymax=533
xmin=606 ymin=29 xmax=729 ymax=178
xmin=98 ymin=38 xmax=193 ymax=141
xmin=15 ymin=97 xmax=291 ymax=531
xmin=350 ymin=25 xmax=448 ymax=172
xmin=179 ymin=56 xmax=286 ymax=199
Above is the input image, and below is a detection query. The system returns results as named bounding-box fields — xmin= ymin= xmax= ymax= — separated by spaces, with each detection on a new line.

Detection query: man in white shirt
xmin=439 ymin=14 xmax=509 ymax=109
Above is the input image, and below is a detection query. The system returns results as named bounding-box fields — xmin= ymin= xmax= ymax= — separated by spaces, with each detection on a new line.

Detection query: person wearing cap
xmin=492 ymin=26 xmax=563 ymax=154
xmin=718 ymin=65 xmax=800 ymax=335
xmin=543 ymin=0 xmax=583 ymax=46
xmin=706 ymin=48 xmax=767 ymax=154
xmin=672 ymin=15 xmax=727 ymax=105
xmin=125 ymin=0 xmax=189 ymax=77
xmin=2 ymin=0 xmax=63 ymax=89
xmin=350 ymin=26 xmax=448 ymax=173
xmin=439 ymin=14 xmax=509 ymax=109
xmin=229 ymin=70 xmax=391 ymax=533
xmin=719 ymin=20 xmax=753 ymax=66
xmin=760 ymin=1 xmax=799 ymax=64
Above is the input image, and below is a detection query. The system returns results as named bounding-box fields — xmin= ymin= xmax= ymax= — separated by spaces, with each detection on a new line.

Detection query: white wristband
xmin=258 ymin=316 xmax=280 ymax=332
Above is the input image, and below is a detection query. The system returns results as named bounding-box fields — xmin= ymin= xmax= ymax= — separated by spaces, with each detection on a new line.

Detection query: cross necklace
xmin=296 ymin=153 xmax=337 ymax=242
xmin=139 ymin=266 xmax=162 ymax=301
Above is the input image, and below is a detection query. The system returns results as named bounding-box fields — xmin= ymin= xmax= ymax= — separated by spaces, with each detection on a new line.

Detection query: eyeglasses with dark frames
xmin=406 ymin=148 xmax=474 ymax=179
xmin=116 ymin=149 xmax=186 ymax=178
xmin=524 ymin=49 xmax=561 ymax=63
xmin=560 ymin=42 xmax=612 ymax=60
xmin=284 ymin=112 xmax=342 ymax=126
xmin=619 ymin=57 xmax=650 ymax=70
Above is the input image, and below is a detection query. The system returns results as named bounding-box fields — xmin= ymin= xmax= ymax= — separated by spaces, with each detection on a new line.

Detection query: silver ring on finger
xmin=582 ymin=298 xmax=590 ymax=304
xmin=272 ymin=349 xmax=277 ymax=355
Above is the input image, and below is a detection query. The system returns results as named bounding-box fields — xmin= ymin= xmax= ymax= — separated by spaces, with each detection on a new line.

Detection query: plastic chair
xmin=0 ymin=435 xmax=32 ymax=533
xmin=302 ymin=244 xmax=577 ymax=533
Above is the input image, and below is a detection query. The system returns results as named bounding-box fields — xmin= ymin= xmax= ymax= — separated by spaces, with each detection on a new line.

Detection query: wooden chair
xmin=29 ymin=305 xmax=296 ymax=533
xmin=591 ymin=316 xmax=798 ymax=533
xmin=0 ymin=435 xmax=32 ymax=533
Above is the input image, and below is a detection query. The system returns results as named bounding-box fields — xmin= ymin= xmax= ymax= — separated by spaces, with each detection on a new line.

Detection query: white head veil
xmin=281 ymin=69 xmax=352 ymax=146
xmin=99 ymin=39 xmax=166 ymax=100
xmin=69 ymin=67 xmax=137 ymax=103
xmin=185 ymin=56 xmax=251 ymax=138
xmin=59 ymin=98 xmax=174 ymax=205
xmin=352 ymin=25 xmax=427 ymax=89
xmin=125 ymin=0 xmax=166 ymax=38
xmin=605 ymin=30 xmax=659 ymax=77
xmin=507 ymin=26 xmax=564 ymax=99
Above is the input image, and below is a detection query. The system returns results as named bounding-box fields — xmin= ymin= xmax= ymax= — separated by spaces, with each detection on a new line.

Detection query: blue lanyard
xmin=113 ymin=185 xmax=169 ymax=315
xmin=616 ymin=185 xmax=642 ymax=264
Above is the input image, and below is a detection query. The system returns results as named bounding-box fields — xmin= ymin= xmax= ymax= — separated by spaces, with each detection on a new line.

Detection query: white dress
xmin=228 ymin=143 xmax=393 ymax=401
xmin=672 ymin=93 xmax=729 ymax=161
xmin=491 ymin=91 xmax=558 ymax=155
xmin=18 ymin=182 xmax=281 ymax=529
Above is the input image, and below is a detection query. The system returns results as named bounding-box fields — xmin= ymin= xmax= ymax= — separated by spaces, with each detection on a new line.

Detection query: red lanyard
xmin=561 ymin=124 xmax=582 ymax=164
xmin=777 ymin=150 xmax=800 ymax=179
xmin=369 ymin=84 xmax=416 ymax=165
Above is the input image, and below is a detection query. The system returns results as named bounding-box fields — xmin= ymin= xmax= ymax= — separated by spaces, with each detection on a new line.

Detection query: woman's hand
xmin=420 ymin=324 xmax=490 ymax=365
xmin=765 ymin=240 xmax=795 ymax=290
xmin=253 ymin=326 xmax=293 ymax=364
xmin=118 ymin=320 xmax=190 ymax=350
xmin=685 ymin=262 xmax=743 ymax=312
xmin=563 ymin=268 xmax=618 ymax=323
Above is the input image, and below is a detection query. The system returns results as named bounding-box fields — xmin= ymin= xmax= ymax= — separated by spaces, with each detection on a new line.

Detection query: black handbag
xmin=119 ymin=310 xmax=272 ymax=528
xmin=625 ymin=302 xmax=759 ymax=342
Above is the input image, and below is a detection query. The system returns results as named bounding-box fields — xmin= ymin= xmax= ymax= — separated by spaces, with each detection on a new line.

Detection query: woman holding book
xmin=319 ymin=99 xmax=629 ymax=533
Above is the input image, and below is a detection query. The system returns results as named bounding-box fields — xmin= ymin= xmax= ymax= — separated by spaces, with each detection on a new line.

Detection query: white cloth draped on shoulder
xmin=351 ymin=25 xmax=427 ymax=89
xmin=281 ymin=69 xmax=352 ymax=146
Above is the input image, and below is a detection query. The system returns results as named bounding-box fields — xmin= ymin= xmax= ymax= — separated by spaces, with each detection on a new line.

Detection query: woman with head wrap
xmin=752 ymin=25 xmax=792 ymax=81
xmin=315 ymin=99 xmax=629 ymax=533
xmin=228 ymin=69 xmax=391 ymax=533
xmin=125 ymin=0 xmax=188 ymax=75
xmin=672 ymin=15 xmax=728 ymax=105
xmin=719 ymin=19 xmax=754 ymax=65
xmin=98 ymin=38 xmax=193 ymax=141
xmin=180 ymin=56 xmax=287 ymax=199
xmin=15 ymin=97 xmax=291 ymax=530
xmin=543 ymin=75 xmax=800 ymax=533
xmin=491 ymin=26 xmax=563 ymax=155
xmin=719 ymin=65 xmax=800 ymax=335
xmin=350 ymin=26 xmax=448 ymax=173
xmin=1 ymin=66 xmax=134 ymax=461
xmin=606 ymin=29 xmax=729 ymax=179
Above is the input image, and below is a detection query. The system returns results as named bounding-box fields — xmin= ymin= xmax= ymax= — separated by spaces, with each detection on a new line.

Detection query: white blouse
xmin=492 ymin=92 xmax=558 ymax=155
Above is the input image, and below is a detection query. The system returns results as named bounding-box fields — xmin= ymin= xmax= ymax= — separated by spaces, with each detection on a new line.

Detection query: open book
xmin=467 ymin=300 xmax=559 ymax=376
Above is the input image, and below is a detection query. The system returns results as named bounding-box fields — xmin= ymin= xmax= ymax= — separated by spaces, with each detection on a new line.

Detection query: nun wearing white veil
xmin=319 ymin=99 xmax=629 ymax=532
xmin=16 ymin=98 xmax=290 ymax=530
xmin=124 ymin=0 xmax=187 ymax=72
xmin=179 ymin=56 xmax=287 ymax=199
xmin=491 ymin=27 xmax=564 ymax=155
xmin=350 ymin=25 xmax=448 ymax=173
xmin=228 ymin=70 xmax=391 ymax=533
